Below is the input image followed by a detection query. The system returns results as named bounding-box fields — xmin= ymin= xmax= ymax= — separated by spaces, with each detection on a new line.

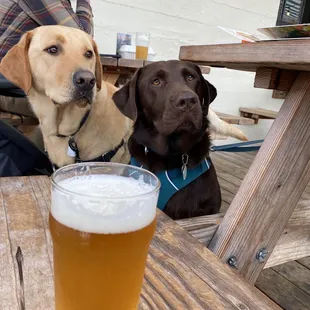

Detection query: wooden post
xmin=208 ymin=72 xmax=310 ymax=283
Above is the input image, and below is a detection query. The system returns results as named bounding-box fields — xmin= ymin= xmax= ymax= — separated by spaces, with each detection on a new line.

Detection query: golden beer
xmin=136 ymin=46 xmax=149 ymax=60
xmin=135 ymin=32 xmax=150 ymax=60
xmin=50 ymin=164 xmax=160 ymax=310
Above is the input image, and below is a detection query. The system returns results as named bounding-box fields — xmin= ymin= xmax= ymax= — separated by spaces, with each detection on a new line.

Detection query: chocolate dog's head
xmin=113 ymin=60 xmax=217 ymax=158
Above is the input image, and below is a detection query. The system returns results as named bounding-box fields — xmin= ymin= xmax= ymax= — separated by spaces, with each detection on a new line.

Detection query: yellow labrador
xmin=0 ymin=25 xmax=247 ymax=168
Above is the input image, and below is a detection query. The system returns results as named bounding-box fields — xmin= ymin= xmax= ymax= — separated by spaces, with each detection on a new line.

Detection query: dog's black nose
xmin=176 ymin=92 xmax=198 ymax=110
xmin=73 ymin=70 xmax=96 ymax=91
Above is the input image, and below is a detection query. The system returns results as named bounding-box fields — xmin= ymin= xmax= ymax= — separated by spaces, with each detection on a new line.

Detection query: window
xmin=276 ymin=0 xmax=307 ymax=25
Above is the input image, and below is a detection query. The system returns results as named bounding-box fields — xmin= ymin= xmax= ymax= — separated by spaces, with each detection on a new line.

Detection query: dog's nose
xmin=176 ymin=92 xmax=198 ymax=110
xmin=73 ymin=70 xmax=96 ymax=91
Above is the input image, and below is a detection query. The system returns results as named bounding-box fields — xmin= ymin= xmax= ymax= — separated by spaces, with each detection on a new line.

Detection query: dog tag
xmin=182 ymin=164 xmax=188 ymax=180
xmin=181 ymin=153 xmax=189 ymax=180
xmin=67 ymin=145 xmax=76 ymax=157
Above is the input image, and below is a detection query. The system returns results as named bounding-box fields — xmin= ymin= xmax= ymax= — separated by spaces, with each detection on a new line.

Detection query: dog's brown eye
xmin=187 ymin=74 xmax=194 ymax=81
xmin=85 ymin=51 xmax=93 ymax=59
xmin=46 ymin=46 xmax=58 ymax=55
xmin=152 ymin=78 xmax=161 ymax=86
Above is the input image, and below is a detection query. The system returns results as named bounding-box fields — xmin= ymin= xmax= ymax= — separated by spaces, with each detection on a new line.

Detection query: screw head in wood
xmin=227 ymin=256 xmax=238 ymax=269
xmin=256 ymin=248 xmax=268 ymax=263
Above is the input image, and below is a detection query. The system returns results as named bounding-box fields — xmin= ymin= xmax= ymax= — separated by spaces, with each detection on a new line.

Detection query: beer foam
xmin=51 ymin=175 xmax=158 ymax=234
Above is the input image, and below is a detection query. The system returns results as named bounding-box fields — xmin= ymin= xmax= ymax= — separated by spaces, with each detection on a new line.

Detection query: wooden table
xmin=180 ymin=41 xmax=310 ymax=283
xmin=100 ymin=56 xmax=211 ymax=86
xmin=0 ymin=176 xmax=280 ymax=310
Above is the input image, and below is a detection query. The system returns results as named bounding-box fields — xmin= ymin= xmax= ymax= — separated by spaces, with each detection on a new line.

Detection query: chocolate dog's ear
xmin=201 ymin=78 xmax=217 ymax=115
xmin=204 ymin=79 xmax=217 ymax=105
xmin=113 ymin=68 xmax=141 ymax=122
xmin=0 ymin=31 xmax=33 ymax=94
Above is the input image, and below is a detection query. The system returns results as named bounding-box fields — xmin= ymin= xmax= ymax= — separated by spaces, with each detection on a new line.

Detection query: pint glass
xmin=135 ymin=32 xmax=150 ymax=60
xmin=50 ymin=162 xmax=160 ymax=310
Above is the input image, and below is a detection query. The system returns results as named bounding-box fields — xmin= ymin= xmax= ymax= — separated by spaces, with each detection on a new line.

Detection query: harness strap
xmin=210 ymin=139 xmax=264 ymax=152
xmin=130 ymin=157 xmax=211 ymax=211
xmin=52 ymin=139 xmax=125 ymax=171
xmin=80 ymin=139 xmax=125 ymax=163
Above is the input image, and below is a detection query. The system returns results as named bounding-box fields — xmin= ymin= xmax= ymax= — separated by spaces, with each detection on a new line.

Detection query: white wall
xmin=73 ymin=0 xmax=282 ymax=143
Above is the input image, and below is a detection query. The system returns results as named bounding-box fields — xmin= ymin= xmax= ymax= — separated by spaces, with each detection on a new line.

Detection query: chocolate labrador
xmin=113 ymin=60 xmax=221 ymax=220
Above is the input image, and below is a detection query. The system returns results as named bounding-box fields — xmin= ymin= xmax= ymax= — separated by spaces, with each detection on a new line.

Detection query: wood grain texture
xmin=256 ymin=268 xmax=310 ymax=310
xmin=254 ymin=68 xmax=298 ymax=91
xmin=209 ymin=72 xmax=310 ymax=283
xmin=102 ymin=72 xmax=120 ymax=86
xmin=118 ymin=58 xmax=144 ymax=69
xmin=0 ymin=178 xmax=19 ymax=310
xmin=214 ymin=111 xmax=255 ymax=125
xmin=239 ymin=108 xmax=277 ymax=124
xmin=145 ymin=211 xmax=279 ymax=310
xmin=177 ymin=197 xmax=310 ymax=268
xmin=179 ymin=40 xmax=310 ymax=71
xmin=272 ymin=90 xmax=288 ymax=100
xmin=199 ymin=66 xmax=211 ymax=74
xmin=0 ymin=177 xmax=54 ymax=310
xmin=100 ymin=57 xmax=117 ymax=67
xmin=211 ymin=152 xmax=310 ymax=267
xmin=272 ymin=261 xmax=310 ymax=295
xmin=298 ymin=256 xmax=310 ymax=269
xmin=0 ymin=176 xmax=280 ymax=310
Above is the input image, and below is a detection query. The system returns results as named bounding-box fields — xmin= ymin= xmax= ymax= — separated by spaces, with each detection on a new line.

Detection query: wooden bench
xmin=239 ymin=107 xmax=278 ymax=124
xmin=215 ymin=111 xmax=255 ymax=125
xmin=176 ymin=150 xmax=310 ymax=269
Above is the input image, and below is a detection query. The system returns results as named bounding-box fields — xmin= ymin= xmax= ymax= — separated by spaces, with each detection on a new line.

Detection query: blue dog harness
xmin=130 ymin=157 xmax=211 ymax=211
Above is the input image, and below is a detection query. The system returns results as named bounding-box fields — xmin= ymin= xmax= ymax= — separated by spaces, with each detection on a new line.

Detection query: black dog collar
xmin=68 ymin=137 xmax=125 ymax=163
xmin=57 ymin=110 xmax=90 ymax=138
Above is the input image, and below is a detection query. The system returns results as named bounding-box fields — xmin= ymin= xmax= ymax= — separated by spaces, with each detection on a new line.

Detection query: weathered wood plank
xmin=256 ymin=268 xmax=310 ymax=310
xmin=209 ymin=72 xmax=310 ymax=283
xmin=179 ymin=40 xmax=310 ymax=71
xmin=141 ymin=244 xmax=229 ymax=310
xmin=1 ymin=176 xmax=279 ymax=309
xmin=102 ymin=72 xmax=120 ymax=86
xmin=272 ymin=261 xmax=310 ymax=295
xmin=0 ymin=179 xmax=19 ymax=310
xmin=100 ymin=57 xmax=117 ymax=67
xmin=199 ymin=66 xmax=211 ymax=74
xmin=177 ymin=201 xmax=310 ymax=268
xmin=239 ymin=108 xmax=277 ymax=123
xmin=118 ymin=58 xmax=144 ymax=69
xmin=152 ymin=212 xmax=280 ymax=310
xmin=213 ymin=152 xmax=310 ymax=267
xmin=214 ymin=111 xmax=255 ymax=125
xmin=254 ymin=68 xmax=298 ymax=92
xmin=265 ymin=225 xmax=310 ymax=268
xmin=297 ymin=256 xmax=310 ymax=269
xmin=0 ymin=177 xmax=54 ymax=310
xmin=29 ymin=177 xmax=53 ymax=266
xmin=273 ymin=90 xmax=288 ymax=100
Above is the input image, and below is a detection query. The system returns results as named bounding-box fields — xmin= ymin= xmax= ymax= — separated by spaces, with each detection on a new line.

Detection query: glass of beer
xmin=135 ymin=32 xmax=150 ymax=60
xmin=49 ymin=162 xmax=160 ymax=310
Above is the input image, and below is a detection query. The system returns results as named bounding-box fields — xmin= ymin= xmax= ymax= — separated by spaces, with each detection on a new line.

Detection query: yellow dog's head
xmin=0 ymin=25 xmax=102 ymax=107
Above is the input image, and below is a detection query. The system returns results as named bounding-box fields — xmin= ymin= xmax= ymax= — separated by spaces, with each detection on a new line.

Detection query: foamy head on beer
xmin=51 ymin=174 xmax=158 ymax=234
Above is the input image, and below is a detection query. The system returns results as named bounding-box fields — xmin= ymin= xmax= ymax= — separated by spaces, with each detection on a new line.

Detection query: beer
xmin=136 ymin=45 xmax=149 ymax=60
xmin=135 ymin=32 xmax=150 ymax=60
xmin=50 ymin=167 xmax=160 ymax=310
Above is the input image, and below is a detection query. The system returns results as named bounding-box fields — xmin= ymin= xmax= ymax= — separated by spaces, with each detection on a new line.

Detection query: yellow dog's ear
xmin=92 ymin=39 xmax=102 ymax=91
xmin=0 ymin=31 xmax=33 ymax=94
